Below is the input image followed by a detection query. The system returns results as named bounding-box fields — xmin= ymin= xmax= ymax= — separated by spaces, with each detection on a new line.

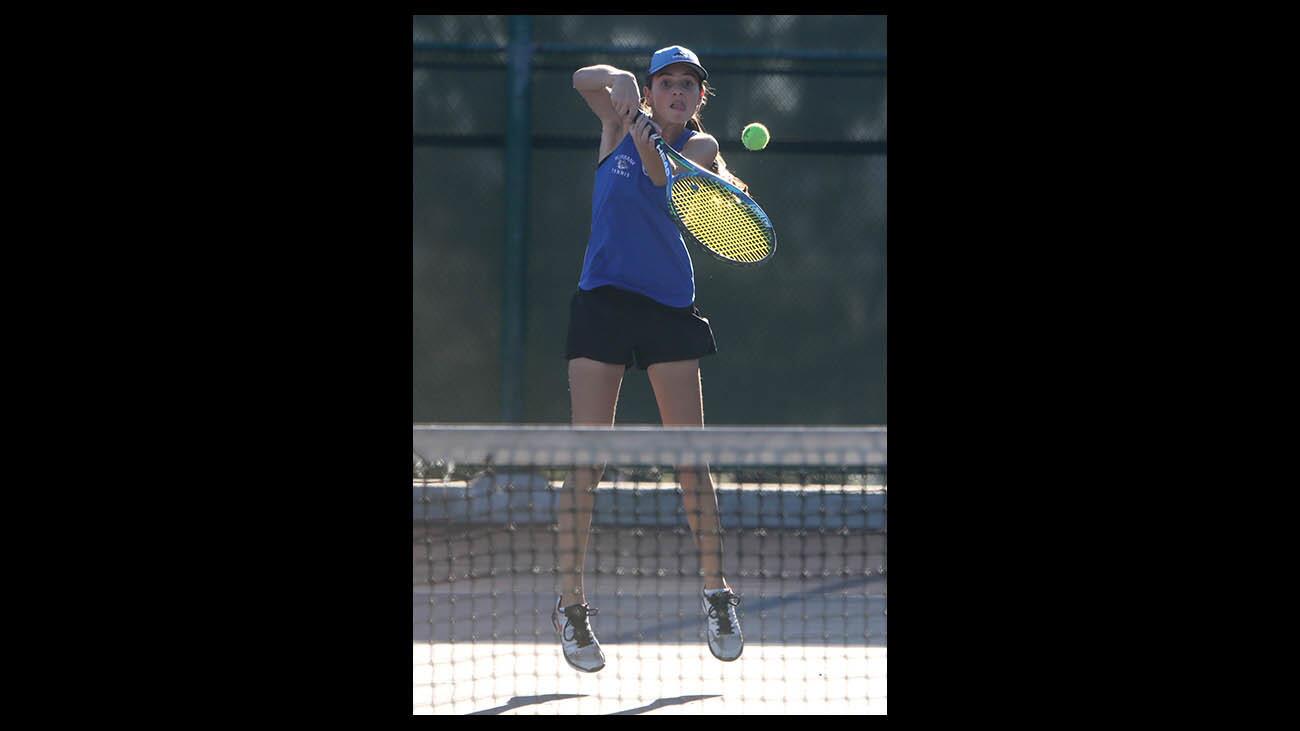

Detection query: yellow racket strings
xmin=670 ymin=177 xmax=773 ymax=263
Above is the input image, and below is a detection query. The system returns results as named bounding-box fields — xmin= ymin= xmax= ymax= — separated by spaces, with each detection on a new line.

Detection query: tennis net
xmin=413 ymin=425 xmax=887 ymax=715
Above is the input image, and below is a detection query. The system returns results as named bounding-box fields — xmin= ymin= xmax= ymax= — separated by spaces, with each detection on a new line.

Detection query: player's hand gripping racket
xmin=639 ymin=113 xmax=776 ymax=266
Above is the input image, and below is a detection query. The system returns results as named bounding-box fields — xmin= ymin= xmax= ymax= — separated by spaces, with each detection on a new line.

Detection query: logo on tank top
xmin=612 ymin=153 xmax=637 ymax=179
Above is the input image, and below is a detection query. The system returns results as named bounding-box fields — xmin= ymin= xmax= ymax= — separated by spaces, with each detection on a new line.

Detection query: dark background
xmin=413 ymin=15 xmax=887 ymax=425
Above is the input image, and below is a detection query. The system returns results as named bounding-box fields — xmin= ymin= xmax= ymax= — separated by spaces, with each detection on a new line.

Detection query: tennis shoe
xmin=702 ymin=588 xmax=743 ymax=661
xmin=552 ymin=596 xmax=606 ymax=673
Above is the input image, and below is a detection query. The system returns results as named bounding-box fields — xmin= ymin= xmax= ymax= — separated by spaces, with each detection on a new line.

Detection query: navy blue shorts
xmin=565 ymin=286 xmax=718 ymax=370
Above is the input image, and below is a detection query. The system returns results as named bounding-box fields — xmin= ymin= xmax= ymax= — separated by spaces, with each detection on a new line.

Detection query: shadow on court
xmin=466 ymin=694 xmax=586 ymax=715
xmin=609 ymin=695 xmax=723 ymax=714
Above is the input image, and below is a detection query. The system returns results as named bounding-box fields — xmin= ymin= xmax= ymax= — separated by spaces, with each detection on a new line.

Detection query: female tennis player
xmin=551 ymin=46 xmax=745 ymax=674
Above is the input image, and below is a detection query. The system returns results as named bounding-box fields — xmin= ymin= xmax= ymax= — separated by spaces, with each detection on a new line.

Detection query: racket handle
xmin=636 ymin=111 xmax=663 ymax=142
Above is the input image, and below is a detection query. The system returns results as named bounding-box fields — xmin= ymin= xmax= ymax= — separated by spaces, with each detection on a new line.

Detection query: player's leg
xmin=647 ymin=358 xmax=743 ymax=661
xmin=552 ymin=356 xmax=623 ymax=673
xmin=555 ymin=357 xmax=624 ymax=604
xmin=647 ymin=358 xmax=726 ymax=589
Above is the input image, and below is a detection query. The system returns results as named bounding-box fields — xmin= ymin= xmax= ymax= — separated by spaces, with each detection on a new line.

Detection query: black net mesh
xmin=413 ymin=425 xmax=887 ymax=715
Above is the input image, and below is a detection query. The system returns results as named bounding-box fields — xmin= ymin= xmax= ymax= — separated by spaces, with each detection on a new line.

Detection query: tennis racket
xmin=641 ymin=115 xmax=777 ymax=267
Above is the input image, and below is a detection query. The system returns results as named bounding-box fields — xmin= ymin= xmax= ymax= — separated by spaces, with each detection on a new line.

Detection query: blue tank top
xmin=578 ymin=129 xmax=697 ymax=308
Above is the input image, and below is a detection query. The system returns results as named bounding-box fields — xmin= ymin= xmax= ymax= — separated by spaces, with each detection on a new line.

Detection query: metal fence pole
xmin=500 ymin=15 xmax=532 ymax=422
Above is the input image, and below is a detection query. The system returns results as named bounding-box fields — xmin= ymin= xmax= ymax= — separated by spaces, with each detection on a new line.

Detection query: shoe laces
xmin=562 ymin=603 xmax=599 ymax=647
xmin=705 ymin=591 xmax=741 ymax=635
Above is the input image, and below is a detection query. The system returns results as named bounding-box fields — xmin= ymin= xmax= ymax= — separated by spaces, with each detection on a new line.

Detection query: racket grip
xmin=636 ymin=111 xmax=663 ymax=142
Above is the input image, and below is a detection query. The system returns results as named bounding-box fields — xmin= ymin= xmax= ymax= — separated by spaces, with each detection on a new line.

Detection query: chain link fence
xmin=414 ymin=15 xmax=886 ymax=425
